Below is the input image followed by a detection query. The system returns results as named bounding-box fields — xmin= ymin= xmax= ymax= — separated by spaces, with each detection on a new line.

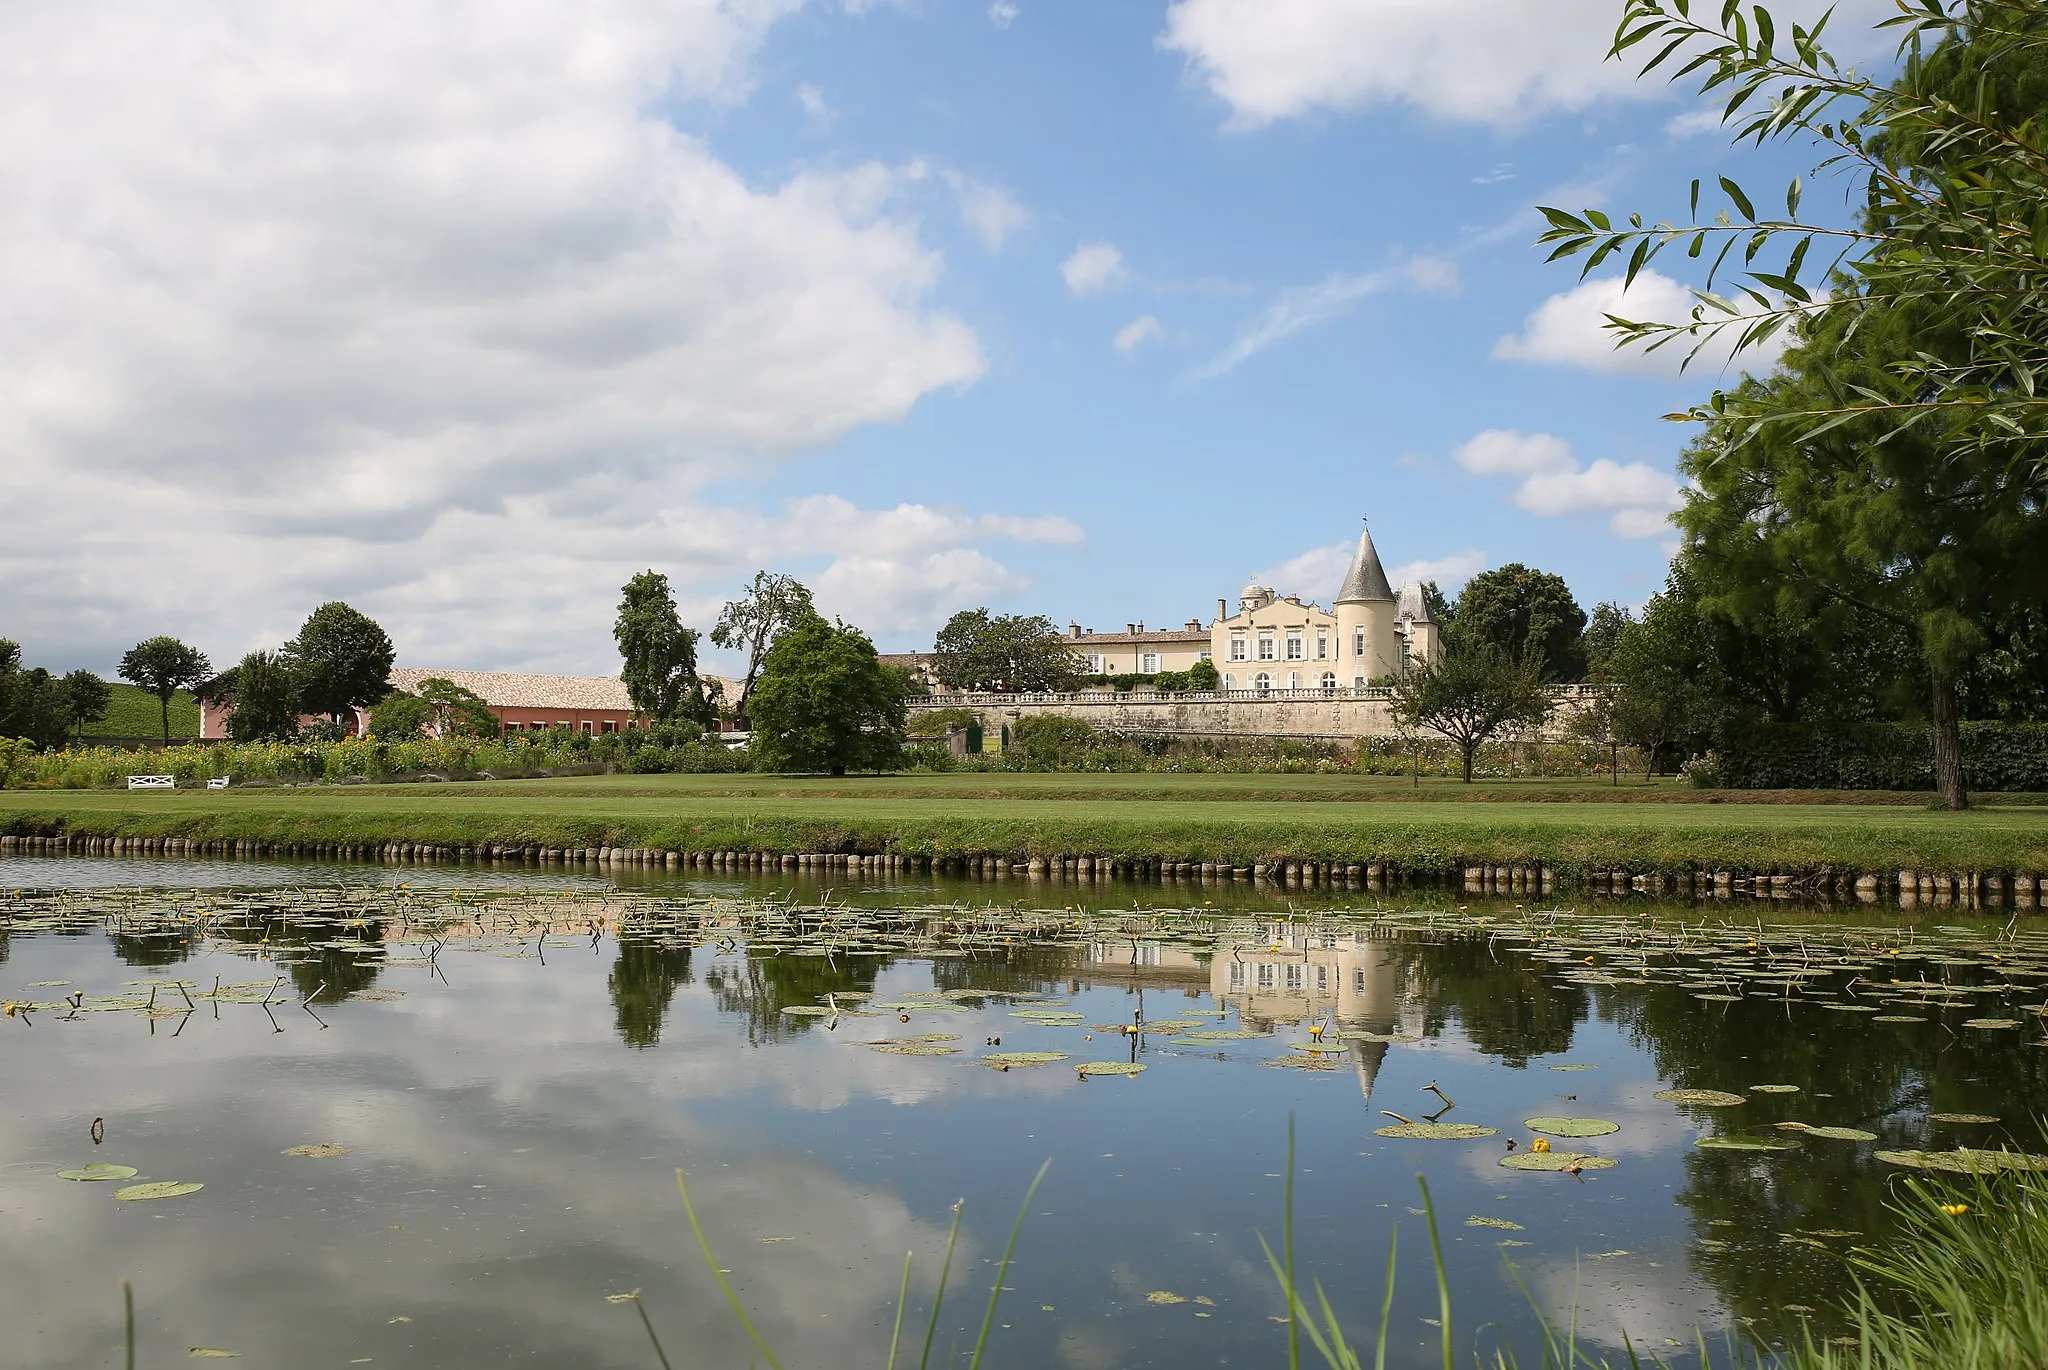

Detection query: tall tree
xmin=614 ymin=571 xmax=716 ymax=727
xmin=710 ymin=571 xmax=814 ymax=723
xmin=283 ymin=603 xmax=394 ymax=729
xmin=218 ymin=650 xmax=304 ymax=741
xmin=1452 ymin=565 xmax=1588 ymax=681
xmin=0 ymin=644 xmax=70 ymax=751
xmin=58 ymin=669 xmax=112 ymax=745
xmin=417 ymin=677 xmax=503 ymax=737
xmin=1538 ymin=1 xmax=2048 ymax=806
xmin=930 ymin=610 xmax=1080 ymax=693
xmin=749 ymin=613 xmax=908 ymax=775
xmin=1389 ymin=636 xmax=1552 ymax=783
xmin=118 ymin=636 xmax=211 ymax=746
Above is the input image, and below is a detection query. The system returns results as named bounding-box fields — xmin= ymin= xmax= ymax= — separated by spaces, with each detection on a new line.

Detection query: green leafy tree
xmin=118 ymin=636 xmax=212 ymax=746
xmin=416 ymin=677 xmax=502 ymax=737
xmin=211 ymin=650 xmax=304 ymax=742
xmin=1420 ymin=581 xmax=1455 ymax=628
xmin=1538 ymin=2 xmax=2048 ymax=806
xmin=1389 ymin=636 xmax=1551 ymax=782
xmin=749 ymin=612 xmax=908 ymax=775
xmin=615 ymin=570 xmax=716 ymax=727
xmin=1582 ymin=603 xmax=1633 ymax=682
xmin=367 ymin=690 xmax=434 ymax=739
xmin=930 ymin=609 xmax=1080 ymax=693
xmin=1452 ymin=565 xmax=1588 ymax=680
xmin=710 ymin=571 xmax=815 ymax=723
xmin=58 ymin=670 xmax=112 ymax=745
xmin=282 ymin=603 xmax=394 ymax=728
xmin=0 ymin=643 xmax=69 ymax=749
xmin=1186 ymin=658 xmax=1221 ymax=690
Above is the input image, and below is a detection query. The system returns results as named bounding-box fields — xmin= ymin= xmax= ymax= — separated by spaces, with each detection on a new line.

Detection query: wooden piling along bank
xmin=1 ymin=832 xmax=2040 ymax=909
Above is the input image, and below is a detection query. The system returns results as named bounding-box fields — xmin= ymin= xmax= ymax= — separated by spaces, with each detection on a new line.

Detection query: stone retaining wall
xmin=909 ymin=686 xmax=1607 ymax=741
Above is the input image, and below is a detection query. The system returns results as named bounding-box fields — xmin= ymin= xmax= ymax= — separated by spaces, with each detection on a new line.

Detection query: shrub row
xmin=1714 ymin=721 xmax=2048 ymax=791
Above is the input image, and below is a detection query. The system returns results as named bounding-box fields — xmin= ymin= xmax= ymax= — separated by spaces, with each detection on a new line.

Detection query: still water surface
xmin=2 ymin=857 xmax=2043 ymax=1369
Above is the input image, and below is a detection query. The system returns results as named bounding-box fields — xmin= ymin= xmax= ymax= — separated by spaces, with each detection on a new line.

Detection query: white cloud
xmin=1390 ymin=549 xmax=1486 ymax=591
xmin=1454 ymin=430 xmax=1680 ymax=539
xmin=941 ymin=171 xmax=1028 ymax=251
xmin=0 ymin=0 xmax=1007 ymax=671
xmin=1188 ymin=258 xmax=1457 ymax=381
xmin=1113 ymin=314 xmax=1165 ymax=352
xmin=1664 ymin=106 xmax=1727 ymax=137
xmin=1159 ymin=0 xmax=1894 ymax=128
xmin=1452 ymin=429 xmax=1576 ymax=478
xmin=1492 ymin=270 xmax=1793 ymax=379
xmin=1059 ymin=242 xmax=1130 ymax=296
xmin=797 ymin=81 xmax=836 ymax=124
xmin=988 ymin=1 xmax=1020 ymax=27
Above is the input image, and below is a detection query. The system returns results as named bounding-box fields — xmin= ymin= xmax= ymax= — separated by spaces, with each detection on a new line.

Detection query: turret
xmin=1333 ymin=524 xmax=1398 ymax=683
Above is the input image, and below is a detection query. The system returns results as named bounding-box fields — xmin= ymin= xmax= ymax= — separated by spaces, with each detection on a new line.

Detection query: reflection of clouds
xmin=1520 ymin=1252 xmax=1732 ymax=1351
xmin=0 ymin=941 xmax=994 ymax=1370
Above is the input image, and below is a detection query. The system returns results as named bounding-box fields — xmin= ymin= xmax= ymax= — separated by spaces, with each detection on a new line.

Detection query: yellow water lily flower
xmin=1531 ymin=1138 xmax=1552 ymax=1153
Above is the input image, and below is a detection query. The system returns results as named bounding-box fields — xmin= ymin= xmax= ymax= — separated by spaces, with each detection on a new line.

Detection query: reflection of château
xmin=1084 ymin=924 xmax=1426 ymax=1104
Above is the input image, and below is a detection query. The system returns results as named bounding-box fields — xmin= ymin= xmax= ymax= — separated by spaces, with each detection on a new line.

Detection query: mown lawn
xmin=4 ymin=772 xmax=2046 ymax=873
xmin=78 ymin=684 xmax=200 ymax=739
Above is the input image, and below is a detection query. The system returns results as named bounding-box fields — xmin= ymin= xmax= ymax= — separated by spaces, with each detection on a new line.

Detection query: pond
xmin=3 ymin=856 xmax=2044 ymax=1369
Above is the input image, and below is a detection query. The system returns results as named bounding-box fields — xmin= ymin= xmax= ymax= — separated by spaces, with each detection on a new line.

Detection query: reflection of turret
xmin=1349 ymin=1038 xmax=1390 ymax=1104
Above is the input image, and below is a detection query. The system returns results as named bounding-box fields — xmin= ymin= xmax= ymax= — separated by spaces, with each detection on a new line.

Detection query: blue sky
xmin=0 ymin=0 xmax=1888 ymax=677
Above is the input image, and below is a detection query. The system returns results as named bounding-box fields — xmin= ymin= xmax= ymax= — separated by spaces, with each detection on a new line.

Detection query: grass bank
xmin=4 ymin=772 xmax=2047 ymax=877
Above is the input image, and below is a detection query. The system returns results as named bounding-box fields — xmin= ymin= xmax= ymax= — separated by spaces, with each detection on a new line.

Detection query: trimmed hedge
xmin=1717 ymin=721 xmax=2048 ymax=791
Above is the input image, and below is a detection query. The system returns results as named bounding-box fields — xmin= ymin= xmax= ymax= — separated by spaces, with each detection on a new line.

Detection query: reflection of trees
xmin=111 ymin=930 xmax=197 ymax=968
xmin=703 ymin=951 xmax=887 ymax=1046
xmin=610 ymin=938 xmax=696 ymax=1049
xmin=1599 ymin=986 xmax=2048 ymax=1341
xmin=207 ymin=919 xmax=385 ymax=1002
xmin=928 ymin=946 xmax=1076 ymax=999
xmin=1403 ymin=937 xmax=1587 ymax=1066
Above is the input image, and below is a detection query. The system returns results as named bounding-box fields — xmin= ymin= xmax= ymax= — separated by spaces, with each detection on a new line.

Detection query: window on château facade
xmin=1315 ymin=629 xmax=1328 ymax=659
xmin=1321 ymin=672 xmax=1336 ymax=693
xmin=1285 ymin=631 xmax=1303 ymax=660
xmin=1257 ymin=632 xmax=1275 ymax=661
xmin=1086 ymin=653 xmax=1103 ymax=673
xmin=1353 ymin=627 xmax=1366 ymax=657
xmin=1254 ymin=672 xmax=1272 ymax=695
xmin=1229 ymin=633 xmax=1247 ymax=661
xmin=1141 ymin=652 xmax=1159 ymax=672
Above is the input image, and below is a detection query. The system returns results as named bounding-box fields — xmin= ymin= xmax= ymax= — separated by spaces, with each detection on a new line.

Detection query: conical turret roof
xmin=1335 ymin=524 xmax=1395 ymax=603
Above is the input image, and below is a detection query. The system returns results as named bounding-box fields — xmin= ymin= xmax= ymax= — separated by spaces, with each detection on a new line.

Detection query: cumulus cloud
xmin=1113 ymin=315 xmax=1165 ymax=352
xmin=0 ymin=0 xmax=1014 ymax=671
xmin=1455 ymin=430 xmax=1680 ymax=539
xmin=1059 ymin=242 xmax=1130 ymax=296
xmin=1493 ymin=271 xmax=1794 ymax=379
xmin=941 ymin=171 xmax=1029 ymax=251
xmin=1189 ymin=257 xmax=1458 ymax=381
xmin=1254 ymin=542 xmax=1482 ymax=599
xmin=1390 ymin=548 xmax=1487 ymax=591
xmin=988 ymin=1 xmax=1020 ymax=27
xmin=1159 ymin=0 xmax=1894 ymax=128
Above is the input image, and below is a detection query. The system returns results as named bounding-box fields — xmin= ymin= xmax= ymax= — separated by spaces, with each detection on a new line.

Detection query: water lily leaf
xmin=1821 ymin=1003 xmax=1881 ymax=1012
xmin=780 ymin=1006 xmax=837 ymax=1016
xmin=1465 ymin=1216 xmax=1525 ymax=1230
xmin=281 ymin=1143 xmax=349 ymax=1158
xmin=59 ymin=1163 xmax=139 ymax=1182
xmin=982 ymin=1051 xmax=1068 ymax=1065
xmin=188 ymin=1349 xmax=240 ymax=1358
xmin=1374 ymin=1122 xmax=1498 ymax=1140
xmin=1075 ymin=1061 xmax=1146 ymax=1077
xmin=1776 ymin=1123 xmax=1878 ymax=1142
xmin=1655 ymin=1089 xmax=1747 ymax=1107
xmin=1526 ymin=1117 xmax=1620 ymax=1138
xmin=1499 ymin=1151 xmax=1616 ymax=1172
xmin=1549 ymin=1064 xmax=1600 ymax=1072
xmin=1927 ymin=1113 xmax=1999 ymax=1125
xmin=1696 ymin=1135 xmax=1801 ymax=1152
xmin=1749 ymin=1084 xmax=1800 ymax=1094
xmin=1337 ymin=1031 xmax=1421 ymax=1044
xmin=1875 ymin=1148 xmax=2048 ymax=1174
xmin=1962 ymin=1018 xmax=2021 ymax=1030
xmin=871 ymin=1043 xmax=958 ymax=1056
xmin=1181 ymin=1029 xmax=1272 ymax=1041
xmin=115 ymin=1181 xmax=204 ymax=1201
xmin=1145 ymin=1291 xmax=1186 ymax=1305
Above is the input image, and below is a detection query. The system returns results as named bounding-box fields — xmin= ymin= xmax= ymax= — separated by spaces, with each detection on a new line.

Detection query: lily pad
xmin=59 ymin=1163 xmax=139 ymax=1182
xmin=1873 ymin=1014 xmax=1927 ymax=1023
xmin=1927 ymin=1112 xmax=2000 ymax=1125
xmin=871 ymin=1043 xmax=958 ymax=1056
xmin=982 ymin=1051 xmax=1068 ymax=1065
xmin=1526 ymin=1117 xmax=1620 ymax=1138
xmin=1776 ymin=1123 xmax=1878 ymax=1142
xmin=1337 ymin=1031 xmax=1421 ymax=1044
xmin=1875 ymin=1148 xmax=2048 ymax=1174
xmin=281 ymin=1144 xmax=349 ymax=1158
xmin=1962 ymin=1018 xmax=2021 ymax=1030
xmin=115 ymin=1181 xmax=205 ymax=1202
xmin=780 ymin=1006 xmax=837 ymax=1017
xmin=1549 ymin=1064 xmax=1600 ymax=1072
xmin=1180 ymin=1029 xmax=1271 ymax=1041
xmin=189 ymin=1351 xmax=240 ymax=1359
xmin=1500 ymin=1151 xmax=1616 ymax=1172
xmin=1465 ymin=1216 xmax=1525 ymax=1230
xmin=1749 ymin=1085 xmax=1800 ymax=1094
xmin=1075 ymin=1061 xmax=1146 ymax=1077
xmin=1696 ymin=1135 xmax=1801 ymax=1153
xmin=1655 ymin=1089 xmax=1747 ymax=1107
xmin=1374 ymin=1122 xmax=1498 ymax=1140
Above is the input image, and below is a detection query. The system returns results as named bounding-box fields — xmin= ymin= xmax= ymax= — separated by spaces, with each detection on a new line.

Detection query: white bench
xmin=126 ymin=775 xmax=175 ymax=790
xmin=206 ymin=776 xmax=231 ymax=790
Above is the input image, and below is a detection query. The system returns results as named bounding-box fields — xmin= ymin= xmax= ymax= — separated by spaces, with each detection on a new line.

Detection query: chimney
xmin=1136 ymin=619 xmax=1145 ymax=634
xmin=1217 ymin=598 xmax=1227 ymax=622
xmin=1186 ymin=619 xmax=1200 ymax=631
xmin=1068 ymin=621 xmax=1080 ymax=638
xmin=1126 ymin=622 xmax=1135 ymax=635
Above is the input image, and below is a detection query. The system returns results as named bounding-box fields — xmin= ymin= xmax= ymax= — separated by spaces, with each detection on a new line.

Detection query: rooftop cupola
xmin=1334 ymin=524 xmax=1396 ymax=604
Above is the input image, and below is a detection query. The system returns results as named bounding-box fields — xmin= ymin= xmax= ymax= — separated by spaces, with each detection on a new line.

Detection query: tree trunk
xmin=1461 ymin=740 xmax=1476 ymax=783
xmin=160 ymin=693 xmax=171 ymax=748
xmin=1930 ymin=665 xmax=1968 ymax=811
